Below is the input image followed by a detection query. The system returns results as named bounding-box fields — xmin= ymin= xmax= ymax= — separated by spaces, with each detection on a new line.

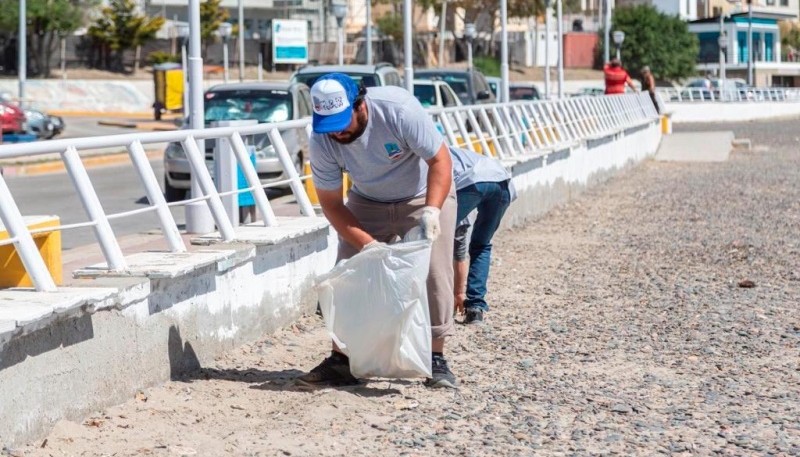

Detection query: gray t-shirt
xmin=309 ymin=86 xmax=445 ymax=202
xmin=450 ymin=146 xmax=515 ymax=200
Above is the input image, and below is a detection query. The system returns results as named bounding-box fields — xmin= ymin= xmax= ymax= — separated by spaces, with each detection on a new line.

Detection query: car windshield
xmin=417 ymin=73 xmax=471 ymax=103
xmin=204 ymin=89 xmax=292 ymax=124
xmin=413 ymin=85 xmax=437 ymax=107
xmin=293 ymin=72 xmax=378 ymax=88
xmin=509 ymin=87 xmax=539 ymax=100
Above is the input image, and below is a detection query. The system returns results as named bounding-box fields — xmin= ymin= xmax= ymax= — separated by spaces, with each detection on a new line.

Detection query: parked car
xmin=572 ymin=87 xmax=605 ymax=97
xmin=290 ymin=63 xmax=403 ymax=89
xmin=509 ymin=82 xmax=541 ymax=101
xmin=486 ymin=76 xmax=501 ymax=99
xmin=678 ymin=78 xmax=754 ymax=101
xmin=0 ymin=102 xmax=26 ymax=134
xmin=163 ymin=82 xmax=312 ymax=201
xmin=484 ymin=77 xmax=542 ymax=101
xmin=414 ymin=69 xmax=496 ymax=105
xmin=24 ymin=109 xmax=64 ymax=139
xmin=412 ymin=79 xmax=462 ymax=109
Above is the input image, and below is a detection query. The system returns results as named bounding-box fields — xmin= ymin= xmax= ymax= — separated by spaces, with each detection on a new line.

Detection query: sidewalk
xmin=14 ymin=119 xmax=800 ymax=456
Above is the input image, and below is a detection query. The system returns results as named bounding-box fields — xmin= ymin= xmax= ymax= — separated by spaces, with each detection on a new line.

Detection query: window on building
xmin=765 ymin=0 xmax=775 ymax=5
xmin=780 ymin=0 xmax=788 ymax=5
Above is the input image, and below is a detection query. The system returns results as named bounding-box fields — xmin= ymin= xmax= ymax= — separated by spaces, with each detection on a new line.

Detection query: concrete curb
xmin=0 ymin=149 xmax=164 ymax=177
xmin=97 ymin=120 xmax=178 ymax=131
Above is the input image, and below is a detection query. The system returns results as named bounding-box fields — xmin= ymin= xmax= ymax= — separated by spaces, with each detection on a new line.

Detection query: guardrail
xmin=657 ymin=87 xmax=800 ymax=103
xmin=0 ymin=92 xmax=658 ymax=292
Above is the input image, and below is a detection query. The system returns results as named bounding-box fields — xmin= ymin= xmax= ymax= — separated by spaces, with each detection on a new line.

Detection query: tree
xmin=605 ymin=5 xmax=698 ymax=81
xmin=0 ymin=0 xmax=93 ymax=78
xmin=200 ymin=0 xmax=229 ymax=54
xmin=779 ymin=21 xmax=800 ymax=60
xmin=87 ymin=0 xmax=164 ymax=72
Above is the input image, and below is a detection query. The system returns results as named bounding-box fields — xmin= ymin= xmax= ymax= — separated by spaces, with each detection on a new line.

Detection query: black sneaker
xmin=425 ymin=354 xmax=458 ymax=389
xmin=296 ymin=352 xmax=359 ymax=387
xmin=464 ymin=308 xmax=484 ymax=325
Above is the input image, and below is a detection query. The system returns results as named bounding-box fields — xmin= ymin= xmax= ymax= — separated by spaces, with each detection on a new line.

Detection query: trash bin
xmin=0 ymin=215 xmax=62 ymax=288
xmin=153 ymin=62 xmax=184 ymax=119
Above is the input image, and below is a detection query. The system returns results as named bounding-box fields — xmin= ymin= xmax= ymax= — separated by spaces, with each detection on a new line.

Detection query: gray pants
xmin=338 ymin=189 xmax=457 ymax=339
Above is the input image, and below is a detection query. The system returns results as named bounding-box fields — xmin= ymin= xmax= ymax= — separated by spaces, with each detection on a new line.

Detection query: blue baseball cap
xmin=310 ymin=73 xmax=359 ymax=134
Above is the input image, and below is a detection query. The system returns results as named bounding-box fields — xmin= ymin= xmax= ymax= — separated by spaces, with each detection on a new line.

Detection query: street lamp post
xmin=186 ymin=0 xmax=213 ymax=233
xmin=604 ymin=0 xmax=611 ymax=64
xmin=176 ymin=23 xmax=190 ymax=120
xmin=500 ymin=0 xmax=509 ymax=103
xmin=556 ymin=0 xmax=563 ymax=99
xmin=238 ymin=0 xmax=244 ymax=81
xmin=403 ymin=0 xmax=412 ymax=90
xmin=218 ymin=22 xmax=232 ymax=84
xmin=18 ymin=0 xmax=26 ymax=108
xmin=465 ymin=23 xmax=476 ymax=74
xmin=718 ymin=33 xmax=727 ymax=99
xmin=330 ymin=1 xmax=347 ymax=66
xmin=544 ymin=0 xmax=551 ymax=99
xmin=612 ymin=30 xmax=625 ymax=61
xmin=365 ymin=0 xmax=372 ymax=65
xmin=438 ymin=0 xmax=448 ymax=67
xmin=747 ymin=0 xmax=753 ymax=86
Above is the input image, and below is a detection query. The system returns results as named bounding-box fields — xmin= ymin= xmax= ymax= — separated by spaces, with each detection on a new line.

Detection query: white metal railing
xmin=0 ymin=92 xmax=658 ymax=292
xmin=657 ymin=87 xmax=800 ymax=103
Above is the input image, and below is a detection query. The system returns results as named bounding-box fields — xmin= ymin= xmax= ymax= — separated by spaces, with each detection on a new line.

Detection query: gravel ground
xmin=16 ymin=119 xmax=800 ymax=456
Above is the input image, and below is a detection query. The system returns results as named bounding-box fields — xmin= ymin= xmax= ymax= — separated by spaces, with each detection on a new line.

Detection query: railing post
xmin=452 ymin=111 xmax=476 ymax=152
xmin=181 ymin=136 xmax=238 ymax=241
xmin=491 ymin=106 xmax=518 ymax=157
xmin=229 ymin=132 xmax=278 ymax=226
xmin=0 ymin=174 xmax=57 ymax=291
xmin=465 ymin=109 xmax=492 ymax=155
xmin=267 ymin=129 xmax=316 ymax=217
xmin=127 ymin=140 xmax=186 ymax=253
xmin=477 ymin=107 xmax=507 ymax=159
xmin=439 ymin=113 xmax=460 ymax=149
xmin=62 ymin=146 xmax=127 ymax=271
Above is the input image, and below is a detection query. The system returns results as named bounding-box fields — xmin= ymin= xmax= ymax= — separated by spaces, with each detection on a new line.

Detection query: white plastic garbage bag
xmin=316 ymin=239 xmax=433 ymax=379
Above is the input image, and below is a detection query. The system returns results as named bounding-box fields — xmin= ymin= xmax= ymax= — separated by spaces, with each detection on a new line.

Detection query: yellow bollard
xmin=0 ymin=215 xmax=62 ymax=287
xmin=661 ymin=114 xmax=672 ymax=134
xmin=303 ymin=161 xmax=350 ymax=206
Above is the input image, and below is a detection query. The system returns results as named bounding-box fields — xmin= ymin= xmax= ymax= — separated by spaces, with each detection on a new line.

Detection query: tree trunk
xmin=43 ymin=31 xmax=56 ymax=79
xmin=134 ymin=45 xmax=141 ymax=74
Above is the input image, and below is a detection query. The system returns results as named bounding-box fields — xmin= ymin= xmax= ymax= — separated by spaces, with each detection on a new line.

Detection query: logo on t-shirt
xmin=384 ymin=143 xmax=403 ymax=161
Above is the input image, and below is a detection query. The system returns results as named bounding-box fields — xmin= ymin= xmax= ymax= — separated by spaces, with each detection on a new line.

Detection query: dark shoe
xmin=425 ymin=354 xmax=458 ymax=389
xmin=464 ymin=308 xmax=484 ymax=325
xmin=296 ymin=352 xmax=359 ymax=387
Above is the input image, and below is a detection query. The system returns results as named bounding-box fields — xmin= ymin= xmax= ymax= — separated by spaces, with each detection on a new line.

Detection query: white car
xmin=412 ymin=79 xmax=462 ymax=109
xmin=163 ymin=82 xmax=312 ymax=201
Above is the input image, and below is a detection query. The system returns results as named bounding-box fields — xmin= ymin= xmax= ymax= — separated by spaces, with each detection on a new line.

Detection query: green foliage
xmin=200 ymin=0 xmax=230 ymax=47
xmin=0 ymin=0 xmax=93 ymax=77
xmin=375 ymin=14 xmax=403 ymax=43
xmin=474 ymin=56 xmax=500 ymax=76
xmin=605 ymin=5 xmax=698 ymax=81
xmin=779 ymin=21 xmax=800 ymax=50
xmin=88 ymin=0 xmax=164 ymax=71
xmin=148 ymin=51 xmax=180 ymax=65
xmin=88 ymin=0 xmax=164 ymax=51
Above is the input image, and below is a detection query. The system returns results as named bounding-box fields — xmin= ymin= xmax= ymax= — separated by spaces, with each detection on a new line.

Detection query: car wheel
xmin=164 ymin=175 xmax=186 ymax=202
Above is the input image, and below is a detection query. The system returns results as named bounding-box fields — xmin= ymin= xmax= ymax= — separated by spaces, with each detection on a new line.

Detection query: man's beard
xmin=331 ymin=109 xmax=368 ymax=144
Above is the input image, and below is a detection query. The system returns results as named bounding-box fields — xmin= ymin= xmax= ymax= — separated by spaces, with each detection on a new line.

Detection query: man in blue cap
xmin=297 ymin=73 xmax=458 ymax=389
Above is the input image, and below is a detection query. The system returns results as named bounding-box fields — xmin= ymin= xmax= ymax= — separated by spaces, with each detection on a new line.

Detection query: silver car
xmin=163 ymin=82 xmax=312 ymax=201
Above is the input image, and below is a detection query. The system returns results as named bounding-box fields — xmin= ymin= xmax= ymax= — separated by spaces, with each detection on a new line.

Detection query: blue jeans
xmin=455 ymin=181 xmax=512 ymax=312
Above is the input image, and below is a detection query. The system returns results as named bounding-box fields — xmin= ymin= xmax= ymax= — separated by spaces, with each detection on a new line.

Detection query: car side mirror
xmin=477 ymin=90 xmax=491 ymax=100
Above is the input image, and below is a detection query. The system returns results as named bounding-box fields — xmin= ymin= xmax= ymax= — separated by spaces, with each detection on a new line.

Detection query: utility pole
xmin=18 ymin=0 xmax=26 ymax=108
xmin=238 ymin=0 xmax=245 ymax=81
xmin=747 ymin=0 xmax=753 ymax=86
xmin=366 ymin=0 xmax=372 ymax=65
xmin=557 ymin=0 xmax=564 ymax=99
xmin=500 ymin=0 xmax=509 ymax=102
xmin=186 ymin=0 xmax=213 ymax=233
xmin=438 ymin=0 xmax=447 ymax=67
xmin=604 ymin=0 xmax=611 ymax=64
xmin=403 ymin=0 xmax=412 ymax=90
xmin=545 ymin=0 xmax=551 ymax=99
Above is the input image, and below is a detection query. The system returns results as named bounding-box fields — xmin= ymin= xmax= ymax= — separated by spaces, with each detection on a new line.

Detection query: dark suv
xmin=414 ymin=69 xmax=496 ymax=105
xmin=290 ymin=63 xmax=403 ymax=89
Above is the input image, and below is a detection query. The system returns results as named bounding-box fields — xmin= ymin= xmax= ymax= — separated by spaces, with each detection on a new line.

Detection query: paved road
xmin=59 ymin=116 xmax=139 ymax=139
xmin=5 ymin=159 xmax=182 ymax=250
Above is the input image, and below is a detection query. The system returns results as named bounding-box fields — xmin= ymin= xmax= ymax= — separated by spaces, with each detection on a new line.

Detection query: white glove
xmin=419 ymin=206 xmax=442 ymax=241
xmin=360 ymin=240 xmax=386 ymax=252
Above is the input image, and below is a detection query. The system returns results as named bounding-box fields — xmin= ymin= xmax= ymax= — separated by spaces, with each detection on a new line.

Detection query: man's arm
xmin=626 ymin=76 xmax=638 ymax=91
xmin=424 ymin=142 xmax=453 ymax=209
xmin=317 ymin=188 xmax=374 ymax=251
